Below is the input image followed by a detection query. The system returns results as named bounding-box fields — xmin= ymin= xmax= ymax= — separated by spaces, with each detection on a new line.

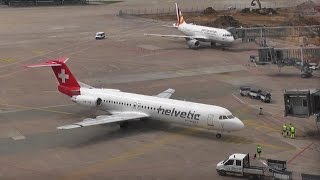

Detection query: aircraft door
xmin=214 ymin=116 xmax=222 ymax=130
xmin=132 ymin=102 xmax=141 ymax=110
xmin=207 ymin=114 xmax=214 ymax=126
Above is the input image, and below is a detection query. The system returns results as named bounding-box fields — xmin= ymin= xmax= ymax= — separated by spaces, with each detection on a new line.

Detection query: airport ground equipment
xmin=240 ymin=86 xmax=251 ymax=96
xmin=216 ymin=153 xmax=267 ymax=179
xmin=284 ymin=89 xmax=320 ymax=134
xmin=284 ymin=89 xmax=320 ymax=117
xmin=216 ymin=153 xmax=290 ymax=180
xmin=267 ymin=159 xmax=286 ymax=172
xmin=249 ymin=88 xmax=262 ymax=99
xmin=95 ymin=32 xmax=106 ymax=40
xmin=230 ymin=25 xmax=320 ymax=42
xmin=240 ymin=86 xmax=271 ymax=103
xmin=260 ymin=91 xmax=271 ymax=103
xmin=267 ymin=159 xmax=292 ymax=180
xmin=251 ymin=47 xmax=320 ymax=78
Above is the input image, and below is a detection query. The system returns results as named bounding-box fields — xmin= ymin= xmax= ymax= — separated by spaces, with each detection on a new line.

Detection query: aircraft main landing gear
xmin=216 ymin=133 xmax=222 ymax=139
xmin=119 ymin=121 xmax=129 ymax=128
xmin=211 ymin=42 xmax=216 ymax=48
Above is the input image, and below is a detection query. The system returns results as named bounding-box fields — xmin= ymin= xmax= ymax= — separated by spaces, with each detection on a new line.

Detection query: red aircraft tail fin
xmin=26 ymin=57 xmax=80 ymax=97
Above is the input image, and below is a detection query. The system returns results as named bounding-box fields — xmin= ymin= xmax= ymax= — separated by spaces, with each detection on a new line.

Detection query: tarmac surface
xmin=0 ymin=1 xmax=319 ymax=180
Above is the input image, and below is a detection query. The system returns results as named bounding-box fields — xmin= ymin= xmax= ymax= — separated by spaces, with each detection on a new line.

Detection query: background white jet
xmin=26 ymin=57 xmax=244 ymax=138
xmin=145 ymin=3 xmax=235 ymax=49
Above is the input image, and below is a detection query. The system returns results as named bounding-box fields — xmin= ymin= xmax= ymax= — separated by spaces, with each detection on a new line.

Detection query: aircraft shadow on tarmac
xmin=66 ymin=120 xmax=252 ymax=148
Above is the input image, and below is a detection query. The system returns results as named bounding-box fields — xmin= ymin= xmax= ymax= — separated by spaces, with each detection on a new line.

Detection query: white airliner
xmin=26 ymin=57 xmax=244 ymax=138
xmin=144 ymin=3 xmax=235 ymax=49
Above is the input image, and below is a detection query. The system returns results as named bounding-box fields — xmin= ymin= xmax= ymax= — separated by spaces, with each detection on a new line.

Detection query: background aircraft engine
xmin=187 ymin=39 xmax=200 ymax=49
xmin=71 ymin=95 xmax=102 ymax=107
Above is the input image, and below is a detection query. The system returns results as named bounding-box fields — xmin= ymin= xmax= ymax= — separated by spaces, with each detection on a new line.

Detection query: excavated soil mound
xmin=203 ymin=7 xmax=218 ymax=15
xmin=203 ymin=15 xmax=241 ymax=28
xmin=282 ymin=15 xmax=320 ymax=26
xmin=240 ymin=7 xmax=278 ymax=15
xmin=296 ymin=0 xmax=316 ymax=10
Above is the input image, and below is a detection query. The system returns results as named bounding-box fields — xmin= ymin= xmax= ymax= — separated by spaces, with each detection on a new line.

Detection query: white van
xmin=95 ymin=32 xmax=105 ymax=40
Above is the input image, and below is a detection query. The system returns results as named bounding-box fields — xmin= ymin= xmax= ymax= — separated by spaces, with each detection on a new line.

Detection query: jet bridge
xmin=252 ymin=47 xmax=320 ymax=78
xmin=230 ymin=25 xmax=320 ymax=41
xmin=284 ymin=89 xmax=320 ymax=132
xmin=284 ymin=89 xmax=320 ymax=117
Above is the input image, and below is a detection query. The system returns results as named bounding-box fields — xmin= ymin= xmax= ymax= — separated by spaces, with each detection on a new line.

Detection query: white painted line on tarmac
xmin=232 ymin=93 xmax=247 ymax=104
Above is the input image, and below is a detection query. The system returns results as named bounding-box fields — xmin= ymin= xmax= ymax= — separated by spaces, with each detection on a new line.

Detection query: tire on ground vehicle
xmin=218 ymin=170 xmax=226 ymax=176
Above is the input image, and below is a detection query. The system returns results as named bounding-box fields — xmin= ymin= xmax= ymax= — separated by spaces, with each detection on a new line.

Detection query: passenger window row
xmin=219 ymin=115 xmax=235 ymax=120
xmin=103 ymin=99 xmax=133 ymax=107
xmin=102 ymin=99 xmax=157 ymax=111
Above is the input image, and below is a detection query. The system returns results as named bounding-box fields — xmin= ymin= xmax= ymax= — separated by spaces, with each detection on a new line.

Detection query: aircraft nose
xmin=235 ymin=118 xmax=245 ymax=130
xmin=229 ymin=36 xmax=235 ymax=43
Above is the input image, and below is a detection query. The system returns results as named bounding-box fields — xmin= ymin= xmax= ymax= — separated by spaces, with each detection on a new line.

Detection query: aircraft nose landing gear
xmin=216 ymin=133 xmax=222 ymax=139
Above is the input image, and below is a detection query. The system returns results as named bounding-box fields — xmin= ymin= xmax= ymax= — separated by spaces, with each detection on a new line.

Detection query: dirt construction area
xmin=0 ymin=0 xmax=319 ymax=180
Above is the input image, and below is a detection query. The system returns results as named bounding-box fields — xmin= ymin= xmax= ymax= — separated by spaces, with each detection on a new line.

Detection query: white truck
xmin=216 ymin=153 xmax=267 ymax=179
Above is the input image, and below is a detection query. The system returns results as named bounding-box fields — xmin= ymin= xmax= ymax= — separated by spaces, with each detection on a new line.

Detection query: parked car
xmin=95 ymin=32 xmax=105 ymax=40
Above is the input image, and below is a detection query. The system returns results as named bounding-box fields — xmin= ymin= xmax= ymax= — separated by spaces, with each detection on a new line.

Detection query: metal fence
xmin=1 ymin=0 xmax=87 ymax=6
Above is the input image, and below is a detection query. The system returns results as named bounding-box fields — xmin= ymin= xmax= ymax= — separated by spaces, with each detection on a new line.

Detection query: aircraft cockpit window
xmin=219 ymin=116 xmax=222 ymax=120
xmin=227 ymin=115 xmax=234 ymax=119
xmin=223 ymin=116 xmax=228 ymax=119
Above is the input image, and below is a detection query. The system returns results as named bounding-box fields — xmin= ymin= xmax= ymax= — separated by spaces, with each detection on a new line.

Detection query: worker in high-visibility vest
xmin=287 ymin=123 xmax=292 ymax=136
xmin=282 ymin=124 xmax=287 ymax=137
xmin=290 ymin=125 xmax=296 ymax=139
xmin=257 ymin=144 xmax=262 ymax=159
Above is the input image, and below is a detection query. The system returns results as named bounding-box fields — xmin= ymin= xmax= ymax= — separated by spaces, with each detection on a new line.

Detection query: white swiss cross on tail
xmin=58 ymin=69 xmax=69 ymax=83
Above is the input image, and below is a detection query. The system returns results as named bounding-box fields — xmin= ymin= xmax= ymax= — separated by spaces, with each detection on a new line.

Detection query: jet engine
xmin=71 ymin=95 xmax=102 ymax=107
xmin=186 ymin=39 xmax=200 ymax=49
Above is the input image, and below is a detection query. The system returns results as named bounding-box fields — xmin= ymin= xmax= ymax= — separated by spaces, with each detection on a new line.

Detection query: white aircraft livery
xmin=26 ymin=57 xmax=244 ymax=138
xmin=145 ymin=3 xmax=235 ymax=49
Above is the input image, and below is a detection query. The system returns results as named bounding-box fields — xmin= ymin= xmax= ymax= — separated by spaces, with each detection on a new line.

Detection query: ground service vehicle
xmin=260 ymin=91 xmax=271 ymax=103
xmin=240 ymin=86 xmax=251 ymax=96
xmin=95 ymin=32 xmax=105 ymax=40
xmin=249 ymin=88 xmax=262 ymax=99
xmin=216 ymin=153 xmax=267 ymax=179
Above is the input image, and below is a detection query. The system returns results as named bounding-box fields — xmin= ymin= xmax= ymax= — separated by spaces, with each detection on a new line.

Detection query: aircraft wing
xmin=156 ymin=88 xmax=175 ymax=99
xmin=161 ymin=25 xmax=178 ymax=28
xmin=57 ymin=112 xmax=148 ymax=130
xmin=144 ymin=33 xmax=208 ymax=41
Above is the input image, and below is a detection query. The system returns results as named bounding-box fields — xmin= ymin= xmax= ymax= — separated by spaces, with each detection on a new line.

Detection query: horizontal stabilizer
xmin=25 ymin=57 xmax=69 ymax=68
xmin=26 ymin=62 xmax=62 ymax=68
xmin=78 ymin=81 xmax=94 ymax=89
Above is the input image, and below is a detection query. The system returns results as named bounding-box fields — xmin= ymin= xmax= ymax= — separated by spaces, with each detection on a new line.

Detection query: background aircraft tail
xmin=175 ymin=3 xmax=186 ymax=26
xmin=26 ymin=57 xmax=80 ymax=97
